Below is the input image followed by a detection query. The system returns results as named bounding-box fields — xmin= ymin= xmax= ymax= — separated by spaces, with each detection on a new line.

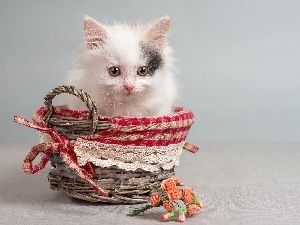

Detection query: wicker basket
xmin=14 ymin=85 xmax=197 ymax=204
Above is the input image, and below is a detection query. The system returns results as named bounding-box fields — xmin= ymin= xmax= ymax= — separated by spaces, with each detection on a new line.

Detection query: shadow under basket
xmin=14 ymin=85 xmax=197 ymax=204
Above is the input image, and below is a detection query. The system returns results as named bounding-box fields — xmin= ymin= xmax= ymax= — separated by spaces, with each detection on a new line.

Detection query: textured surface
xmin=1 ymin=141 xmax=300 ymax=225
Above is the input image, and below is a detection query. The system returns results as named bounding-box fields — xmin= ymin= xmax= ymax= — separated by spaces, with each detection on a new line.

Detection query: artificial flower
xmin=161 ymin=177 xmax=177 ymax=191
xmin=150 ymin=192 xmax=162 ymax=207
xmin=167 ymin=187 xmax=183 ymax=201
xmin=187 ymin=204 xmax=201 ymax=217
xmin=127 ymin=177 xmax=204 ymax=222
xmin=162 ymin=211 xmax=175 ymax=221
xmin=163 ymin=200 xmax=175 ymax=211
xmin=183 ymin=188 xmax=195 ymax=205
xmin=170 ymin=176 xmax=184 ymax=185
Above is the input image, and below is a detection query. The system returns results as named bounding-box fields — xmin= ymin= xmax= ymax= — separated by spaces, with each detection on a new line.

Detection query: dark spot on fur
xmin=140 ymin=43 xmax=163 ymax=76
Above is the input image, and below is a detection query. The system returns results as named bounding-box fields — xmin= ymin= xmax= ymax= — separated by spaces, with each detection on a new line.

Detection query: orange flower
xmin=161 ymin=212 xmax=175 ymax=221
xmin=150 ymin=192 xmax=161 ymax=207
xmin=187 ymin=204 xmax=201 ymax=217
xmin=161 ymin=178 xmax=177 ymax=191
xmin=183 ymin=187 xmax=195 ymax=196
xmin=170 ymin=176 xmax=183 ymax=185
xmin=163 ymin=201 xmax=175 ymax=211
xmin=161 ymin=213 xmax=169 ymax=221
xmin=183 ymin=187 xmax=195 ymax=204
xmin=167 ymin=187 xmax=183 ymax=201
xmin=183 ymin=193 xmax=194 ymax=204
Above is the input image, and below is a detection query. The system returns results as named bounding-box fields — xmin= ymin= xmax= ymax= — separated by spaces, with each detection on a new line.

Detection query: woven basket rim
xmin=33 ymin=106 xmax=194 ymax=130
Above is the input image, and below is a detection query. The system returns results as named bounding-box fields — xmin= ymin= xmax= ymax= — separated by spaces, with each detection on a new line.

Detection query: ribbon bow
xmin=14 ymin=116 xmax=108 ymax=197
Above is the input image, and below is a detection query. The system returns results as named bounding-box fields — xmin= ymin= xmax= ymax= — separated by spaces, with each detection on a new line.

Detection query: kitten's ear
xmin=84 ymin=16 xmax=109 ymax=50
xmin=144 ymin=16 xmax=171 ymax=48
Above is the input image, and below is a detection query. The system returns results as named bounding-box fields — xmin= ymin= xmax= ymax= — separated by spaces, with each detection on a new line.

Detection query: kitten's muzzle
xmin=123 ymin=85 xmax=135 ymax=94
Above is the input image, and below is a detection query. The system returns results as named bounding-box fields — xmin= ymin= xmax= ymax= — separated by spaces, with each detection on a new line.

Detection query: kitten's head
xmin=80 ymin=16 xmax=173 ymax=98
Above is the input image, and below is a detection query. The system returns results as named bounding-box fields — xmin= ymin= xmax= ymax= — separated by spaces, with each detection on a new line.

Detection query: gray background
xmin=1 ymin=0 xmax=300 ymax=142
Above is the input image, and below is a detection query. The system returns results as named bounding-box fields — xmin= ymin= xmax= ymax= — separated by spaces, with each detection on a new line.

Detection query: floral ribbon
xmin=13 ymin=116 xmax=109 ymax=197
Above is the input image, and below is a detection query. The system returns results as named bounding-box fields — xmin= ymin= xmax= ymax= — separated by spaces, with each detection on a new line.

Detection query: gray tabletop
xmin=1 ymin=141 xmax=299 ymax=225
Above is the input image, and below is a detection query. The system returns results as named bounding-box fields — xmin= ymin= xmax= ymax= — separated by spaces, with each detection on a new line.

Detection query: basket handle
xmin=43 ymin=85 xmax=98 ymax=133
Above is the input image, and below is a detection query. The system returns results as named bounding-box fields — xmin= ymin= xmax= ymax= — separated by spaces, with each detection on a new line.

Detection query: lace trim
xmin=74 ymin=138 xmax=184 ymax=172
xmin=39 ymin=133 xmax=184 ymax=172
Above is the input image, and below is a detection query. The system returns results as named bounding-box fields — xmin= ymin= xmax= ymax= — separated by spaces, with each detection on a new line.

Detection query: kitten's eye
xmin=108 ymin=66 xmax=121 ymax=77
xmin=137 ymin=66 xmax=148 ymax=76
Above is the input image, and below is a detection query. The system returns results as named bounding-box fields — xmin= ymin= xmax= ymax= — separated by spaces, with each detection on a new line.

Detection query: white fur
xmin=66 ymin=16 xmax=178 ymax=117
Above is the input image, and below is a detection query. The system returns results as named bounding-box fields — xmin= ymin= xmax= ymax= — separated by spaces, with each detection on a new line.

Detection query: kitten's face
xmin=83 ymin=16 xmax=170 ymax=98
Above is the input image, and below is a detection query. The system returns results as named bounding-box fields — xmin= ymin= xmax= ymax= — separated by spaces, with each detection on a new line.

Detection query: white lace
xmin=74 ymin=138 xmax=184 ymax=172
xmin=38 ymin=133 xmax=184 ymax=172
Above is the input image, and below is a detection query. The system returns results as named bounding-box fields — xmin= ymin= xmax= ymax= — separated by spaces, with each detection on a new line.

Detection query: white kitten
xmin=66 ymin=16 xmax=178 ymax=117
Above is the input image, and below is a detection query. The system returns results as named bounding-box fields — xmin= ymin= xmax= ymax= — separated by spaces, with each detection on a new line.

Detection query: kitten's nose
xmin=124 ymin=85 xmax=134 ymax=92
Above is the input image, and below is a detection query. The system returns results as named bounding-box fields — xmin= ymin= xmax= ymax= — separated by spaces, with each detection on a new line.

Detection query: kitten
xmin=66 ymin=16 xmax=178 ymax=117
